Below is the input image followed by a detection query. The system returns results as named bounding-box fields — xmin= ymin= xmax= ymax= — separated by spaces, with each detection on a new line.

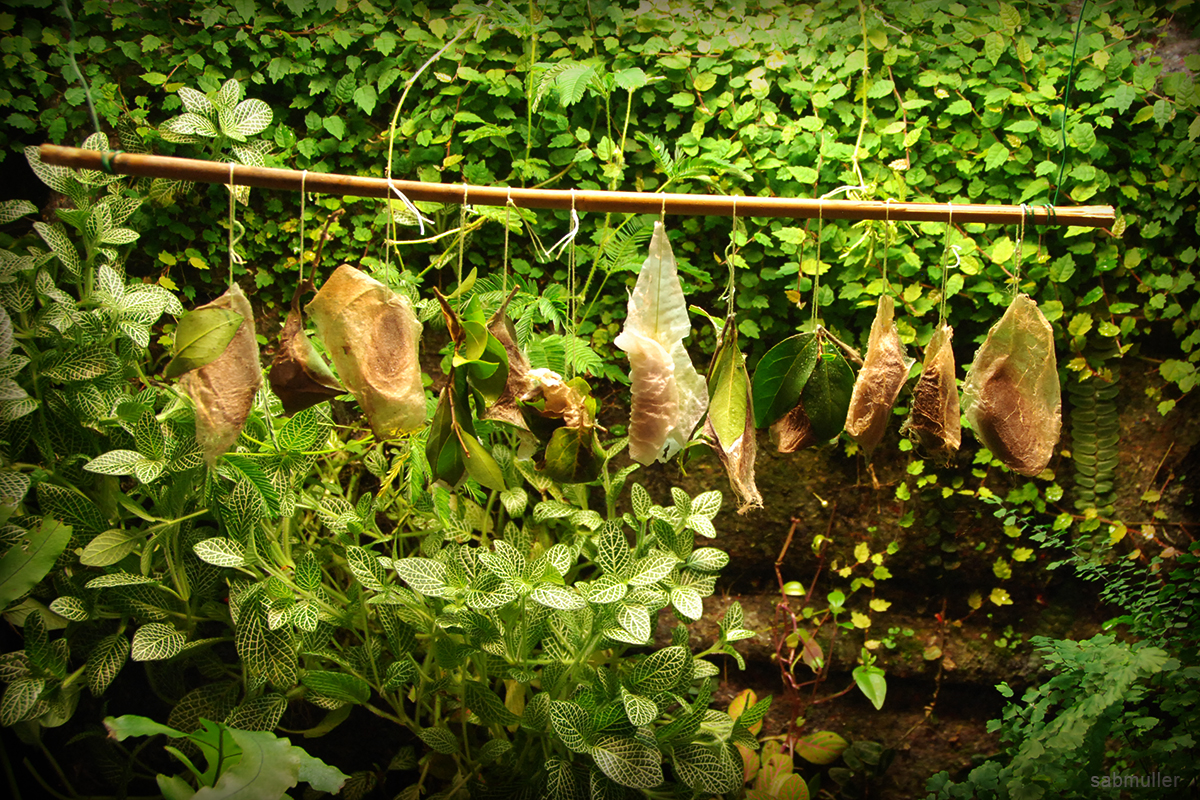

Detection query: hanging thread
xmin=1012 ymin=203 xmax=1029 ymax=298
xmin=60 ymin=0 xmax=102 ymax=140
xmin=812 ymin=197 xmax=824 ymax=328
xmin=297 ymin=169 xmax=307 ymax=285
xmin=566 ymin=189 xmax=579 ymax=380
xmin=1053 ymin=0 xmax=1089 ymax=207
xmin=881 ymin=198 xmax=892 ymax=292
xmin=227 ymin=163 xmax=245 ymax=287
xmin=725 ymin=195 xmax=739 ymax=320
xmin=502 ymin=189 xmax=513 ymax=295
xmin=939 ymin=203 xmax=957 ymax=324
xmin=456 ymin=182 xmax=469 ymax=298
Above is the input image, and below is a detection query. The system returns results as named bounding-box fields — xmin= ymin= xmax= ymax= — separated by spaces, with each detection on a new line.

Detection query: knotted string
xmin=297 ymin=169 xmax=307 ymax=285
xmin=939 ymin=203 xmax=959 ymax=325
xmin=227 ymin=163 xmax=245 ymax=286
xmin=725 ymin=195 xmax=738 ymax=319
xmin=502 ymin=188 xmax=513 ymax=295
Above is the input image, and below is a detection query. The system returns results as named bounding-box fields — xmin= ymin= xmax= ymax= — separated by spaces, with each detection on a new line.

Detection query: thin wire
xmin=1053 ymin=0 xmax=1089 ymax=207
xmin=1013 ymin=204 xmax=1029 ymax=298
xmin=61 ymin=0 xmax=101 ymax=139
xmin=725 ymin=195 xmax=738 ymax=319
xmin=813 ymin=198 xmax=824 ymax=328
xmin=939 ymin=203 xmax=954 ymax=322
xmin=297 ymin=169 xmax=307 ymax=285
xmin=881 ymin=198 xmax=892 ymax=292
xmin=567 ymin=189 xmax=578 ymax=380
xmin=502 ymin=189 xmax=513 ymax=295
xmin=227 ymin=163 xmax=245 ymax=287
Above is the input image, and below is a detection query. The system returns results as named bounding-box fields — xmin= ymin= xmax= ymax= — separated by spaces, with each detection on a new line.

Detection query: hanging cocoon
xmin=844 ymin=295 xmax=914 ymax=456
xmin=614 ymin=221 xmax=708 ymax=465
xmin=269 ymin=278 xmax=344 ymax=416
xmin=901 ymin=323 xmax=961 ymax=457
xmin=961 ymin=294 xmax=1061 ymax=476
xmin=180 ymin=284 xmax=262 ymax=466
xmin=305 ymin=264 xmax=425 ymax=438
xmin=704 ymin=320 xmax=762 ymax=514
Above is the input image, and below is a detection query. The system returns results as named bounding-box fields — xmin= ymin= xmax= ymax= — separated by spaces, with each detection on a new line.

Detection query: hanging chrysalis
xmin=844 ymin=295 xmax=914 ymax=456
xmin=177 ymin=284 xmax=262 ymax=466
xmin=305 ymin=264 xmax=425 ymax=439
xmin=703 ymin=318 xmax=762 ymax=514
xmin=482 ymin=287 xmax=535 ymax=429
xmin=901 ymin=323 xmax=961 ymax=457
xmin=614 ymin=221 xmax=708 ymax=464
xmin=961 ymin=294 xmax=1061 ymax=476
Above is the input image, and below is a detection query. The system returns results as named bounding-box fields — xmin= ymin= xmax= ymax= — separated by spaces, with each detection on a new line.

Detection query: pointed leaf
xmin=801 ymin=346 xmax=855 ymax=441
xmin=164 ymin=307 xmax=244 ymax=379
xmin=752 ymin=333 xmax=819 ymax=428
xmin=0 ymin=518 xmax=72 ymax=608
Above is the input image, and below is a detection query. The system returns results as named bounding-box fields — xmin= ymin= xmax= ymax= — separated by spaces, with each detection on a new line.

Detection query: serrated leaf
xmin=796 ymin=730 xmax=849 ymax=764
xmin=531 ymin=583 xmax=585 ymax=610
xmin=464 ymin=680 xmax=520 ymax=725
xmin=193 ymin=537 xmax=247 ymax=567
xmin=0 ymin=518 xmax=72 ymax=609
xmin=87 ymin=633 xmax=129 ymax=695
xmin=549 ymin=701 xmax=591 ymax=753
xmin=131 ymin=623 xmax=186 ymax=661
xmin=632 ymin=646 xmax=688 ymax=693
xmin=628 ymin=550 xmax=677 ymax=587
xmin=80 ymin=529 xmax=140 ymax=567
xmin=302 ymin=670 xmax=371 ymax=705
xmin=591 ymin=734 xmax=663 ymax=789
xmin=394 ymin=557 xmax=450 ymax=597
xmin=416 ymin=725 xmax=460 ymax=755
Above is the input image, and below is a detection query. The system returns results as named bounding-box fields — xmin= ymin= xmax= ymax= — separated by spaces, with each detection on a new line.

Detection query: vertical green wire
xmin=61 ymin=0 xmax=101 ymax=139
xmin=1053 ymin=0 xmax=1089 ymax=207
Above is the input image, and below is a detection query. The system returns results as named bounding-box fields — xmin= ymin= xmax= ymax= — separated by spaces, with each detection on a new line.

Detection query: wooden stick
xmin=40 ymin=144 xmax=1115 ymax=228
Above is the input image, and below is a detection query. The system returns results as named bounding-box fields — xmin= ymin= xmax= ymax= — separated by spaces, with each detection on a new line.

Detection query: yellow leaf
xmin=993 ymin=558 xmax=1012 ymax=579
xmin=869 ymin=598 xmax=891 ymax=612
xmin=837 ymin=567 xmax=853 ymax=578
xmin=1013 ymin=548 xmax=1034 ymax=562
xmin=989 ymin=588 xmax=1013 ymax=606
xmin=851 ymin=611 xmax=871 ymax=629
xmin=854 ymin=543 xmax=870 ymax=563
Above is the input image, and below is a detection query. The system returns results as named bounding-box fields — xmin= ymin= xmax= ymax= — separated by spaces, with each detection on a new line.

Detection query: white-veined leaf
xmin=80 ymin=529 xmax=141 ymax=567
xmin=131 ymin=623 xmax=186 ymax=661
xmin=590 ymin=734 xmax=663 ymax=789
xmin=193 ymin=537 xmax=247 ymax=567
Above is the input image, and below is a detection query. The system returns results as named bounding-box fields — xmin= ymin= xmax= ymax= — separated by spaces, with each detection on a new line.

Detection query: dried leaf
xmin=268 ymin=309 xmax=343 ymax=416
xmin=770 ymin=401 xmax=819 ymax=453
xmin=962 ymin=294 xmax=1061 ymax=476
xmin=845 ymin=295 xmax=914 ymax=456
xmin=306 ymin=265 xmax=424 ymax=438
xmin=180 ymin=284 xmax=261 ymax=466
xmin=482 ymin=290 xmax=535 ymax=429
xmin=614 ymin=221 xmax=708 ymax=464
xmin=901 ymin=323 xmax=961 ymax=457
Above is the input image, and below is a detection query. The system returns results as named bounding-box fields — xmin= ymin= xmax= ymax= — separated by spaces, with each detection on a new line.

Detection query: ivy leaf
xmin=352 ymin=84 xmax=378 ymax=116
xmin=751 ymin=332 xmax=819 ymax=428
xmin=0 ymin=518 xmax=72 ymax=609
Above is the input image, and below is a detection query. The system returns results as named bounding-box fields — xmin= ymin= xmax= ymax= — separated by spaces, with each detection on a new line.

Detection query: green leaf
xmin=669 ymin=585 xmax=704 ymax=620
xmin=164 ymin=307 xmax=243 ymax=379
xmin=323 ymin=116 xmax=346 ymax=140
xmin=531 ymin=583 xmax=586 ymax=610
xmin=344 ymin=545 xmax=387 ymax=591
xmin=0 ymin=677 xmax=45 ymax=726
xmin=464 ymin=680 xmax=521 ymax=725
xmin=459 ymin=430 xmax=506 ymax=492
xmin=417 ymin=725 xmax=460 ymax=755
xmin=801 ymin=348 xmax=854 ymax=441
xmin=33 ymin=222 xmax=80 ymax=277
xmin=632 ymin=646 xmax=688 ymax=693
xmin=217 ymin=726 xmax=346 ymax=797
xmin=591 ymin=734 xmax=663 ymax=789
xmin=352 ymin=84 xmax=378 ymax=116
xmin=87 ymin=634 xmax=130 ymax=695
xmin=628 ymin=550 xmax=677 ymax=586
xmin=549 ymin=701 xmax=591 ymax=753
xmin=301 ymin=670 xmax=371 ymax=705
xmin=103 ymin=714 xmax=187 ymax=741
xmin=42 ymin=345 xmax=116 ymax=382
xmin=621 ymin=687 xmax=658 ymax=726
xmin=707 ymin=330 xmax=750 ymax=447
xmin=752 ymin=333 xmax=819 ymax=428
xmin=131 ymin=623 xmax=186 ymax=661
xmin=193 ymin=537 xmax=247 ymax=568
xmin=0 ymin=199 xmax=37 ymax=225
xmin=852 ymin=665 xmax=887 ymax=710
xmin=795 ymin=730 xmax=849 ymax=764
xmin=0 ymin=518 xmax=72 ymax=609
xmin=685 ymin=547 xmax=728 ymax=572
xmin=541 ymin=425 xmax=603 ymax=484
xmin=984 ymin=140 xmax=1010 ymax=170
xmin=673 ymin=742 xmax=741 ymax=793
xmin=394 ymin=557 xmax=450 ymax=597
xmin=80 ymin=529 xmax=140 ymax=567
xmin=983 ymin=31 xmax=1005 ymax=66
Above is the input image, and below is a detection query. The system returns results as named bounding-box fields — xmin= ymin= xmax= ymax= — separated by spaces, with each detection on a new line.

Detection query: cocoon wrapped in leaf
xmin=180 ymin=284 xmax=261 ymax=466
xmin=614 ymin=221 xmax=708 ymax=465
xmin=901 ymin=323 xmax=961 ymax=457
xmin=269 ymin=307 xmax=343 ymax=416
xmin=704 ymin=321 xmax=762 ymax=514
xmin=845 ymin=295 xmax=914 ymax=456
xmin=962 ymin=294 xmax=1061 ymax=476
xmin=305 ymin=264 xmax=424 ymax=439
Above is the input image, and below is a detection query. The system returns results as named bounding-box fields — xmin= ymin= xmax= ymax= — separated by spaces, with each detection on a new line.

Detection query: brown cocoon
xmin=181 ymin=284 xmax=261 ymax=465
xmin=771 ymin=401 xmax=819 ymax=453
xmin=845 ymin=295 xmax=914 ymax=456
xmin=269 ymin=308 xmax=344 ymax=416
xmin=962 ymin=294 xmax=1061 ymax=476
xmin=305 ymin=264 xmax=425 ymax=438
xmin=902 ymin=323 xmax=961 ymax=458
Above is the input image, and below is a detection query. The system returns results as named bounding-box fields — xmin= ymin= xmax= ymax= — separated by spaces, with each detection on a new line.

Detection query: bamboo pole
xmin=40 ymin=144 xmax=1115 ymax=229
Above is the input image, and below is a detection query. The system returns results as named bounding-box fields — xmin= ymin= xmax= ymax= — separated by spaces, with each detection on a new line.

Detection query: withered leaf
xmin=901 ymin=323 xmax=961 ymax=458
xmin=268 ymin=309 xmax=343 ymax=416
xmin=845 ymin=295 xmax=914 ymax=456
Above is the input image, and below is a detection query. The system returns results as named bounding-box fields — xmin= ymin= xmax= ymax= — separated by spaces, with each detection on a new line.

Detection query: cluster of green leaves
xmin=925 ymin=504 xmax=1200 ymax=799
